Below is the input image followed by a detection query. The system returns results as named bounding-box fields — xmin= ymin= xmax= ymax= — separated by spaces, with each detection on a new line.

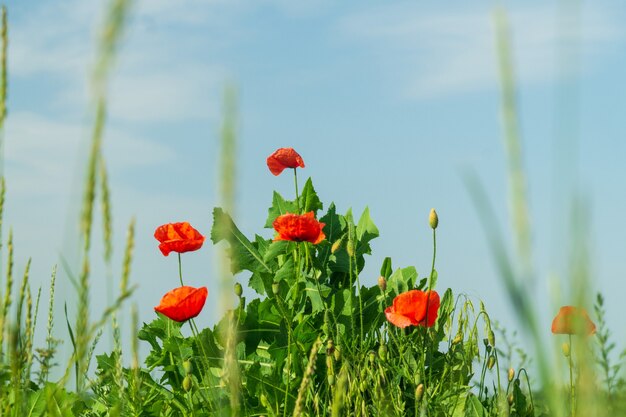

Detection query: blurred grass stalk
xmin=479 ymin=5 xmax=599 ymax=417
xmin=74 ymin=0 xmax=132 ymax=392
xmin=218 ymin=85 xmax=241 ymax=415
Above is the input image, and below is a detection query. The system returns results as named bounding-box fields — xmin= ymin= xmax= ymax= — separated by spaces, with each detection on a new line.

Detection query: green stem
xmin=569 ymin=334 xmax=575 ymax=417
xmin=293 ymin=168 xmax=300 ymax=214
xmin=423 ymin=228 xmax=437 ymax=390
xmin=178 ymin=253 xmax=184 ymax=287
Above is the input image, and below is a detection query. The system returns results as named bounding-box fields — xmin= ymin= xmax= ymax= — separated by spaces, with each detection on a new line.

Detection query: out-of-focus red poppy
xmin=551 ymin=306 xmax=596 ymax=335
xmin=266 ymin=147 xmax=305 ymax=176
xmin=385 ymin=290 xmax=440 ymax=329
xmin=155 ymin=286 xmax=208 ymax=322
xmin=273 ymin=212 xmax=325 ymax=244
xmin=154 ymin=222 xmax=205 ymax=256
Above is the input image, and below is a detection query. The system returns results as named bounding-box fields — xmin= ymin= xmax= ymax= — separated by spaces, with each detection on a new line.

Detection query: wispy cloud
xmin=339 ymin=3 xmax=623 ymax=98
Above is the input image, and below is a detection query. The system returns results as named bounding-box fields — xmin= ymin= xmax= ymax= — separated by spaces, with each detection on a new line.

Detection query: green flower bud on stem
xmin=346 ymin=240 xmax=355 ymax=257
xmin=331 ymin=239 xmax=342 ymax=254
xmin=508 ymin=368 xmax=515 ymax=382
xmin=429 ymin=208 xmax=439 ymax=229
xmin=378 ymin=276 xmax=387 ymax=292
xmin=487 ymin=356 xmax=496 ymax=370
xmin=415 ymin=384 xmax=425 ymax=402
xmin=272 ymin=282 xmax=280 ymax=296
xmin=368 ymin=350 xmax=376 ymax=365
xmin=378 ymin=344 xmax=387 ymax=362
xmin=488 ymin=330 xmax=496 ymax=347
xmin=183 ymin=375 xmax=192 ymax=392
xmin=183 ymin=360 xmax=192 ymax=375
xmin=234 ymin=282 xmax=243 ymax=297
xmin=562 ymin=342 xmax=571 ymax=357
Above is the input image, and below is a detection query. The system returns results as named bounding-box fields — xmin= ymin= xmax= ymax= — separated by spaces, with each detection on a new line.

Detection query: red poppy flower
xmin=266 ymin=147 xmax=305 ymax=176
xmin=551 ymin=306 xmax=596 ymax=335
xmin=385 ymin=290 xmax=440 ymax=329
xmin=273 ymin=212 xmax=325 ymax=244
xmin=155 ymin=286 xmax=208 ymax=322
xmin=154 ymin=222 xmax=205 ymax=256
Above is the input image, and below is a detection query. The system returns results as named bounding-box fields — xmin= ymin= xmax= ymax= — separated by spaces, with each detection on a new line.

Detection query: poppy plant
xmin=551 ymin=306 xmax=596 ymax=335
xmin=385 ymin=290 xmax=440 ymax=329
xmin=273 ymin=212 xmax=326 ymax=244
xmin=266 ymin=147 xmax=305 ymax=176
xmin=154 ymin=222 xmax=205 ymax=256
xmin=154 ymin=286 xmax=208 ymax=322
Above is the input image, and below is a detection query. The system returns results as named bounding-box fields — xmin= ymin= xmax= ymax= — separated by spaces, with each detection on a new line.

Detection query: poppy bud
xmin=508 ymin=368 xmax=515 ymax=382
xmin=378 ymin=344 xmax=387 ymax=362
xmin=183 ymin=375 xmax=192 ymax=392
xmin=346 ymin=240 xmax=355 ymax=257
xmin=415 ymin=384 xmax=424 ymax=402
xmin=183 ymin=360 xmax=193 ymax=375
xmin=333 ymin=347 xmax=341 ymax=362
xmin=378 ymin=276 xmax=387 ymax=292
xmin=327 ymin=374 xmax=335 ymax=385
xmin=452 ymin=334 xmax=463 ymax=344
xmin=562 ymin=342 xmax=571 ymax=357
xmin=488 ymin=330 xmax=496 ymax=347
xmin=331 ymin=239 xmax=342 ymax=254
xmin=260 ymin=393 xmax=270 ymax=408
xmin=272 ymin=282 xmax=280 ymax=296
xmin=429 ymin=209 xmax=438 ymax=229
xmin=368 ymin=350 xmax=376 ymax=365
xmin=507 ymin=393 xmax=514 ymax=405
xmin=234 ymin=282 xmax=243 ymax=297
xmin=487 ymin=356 xmax=496 ymax=370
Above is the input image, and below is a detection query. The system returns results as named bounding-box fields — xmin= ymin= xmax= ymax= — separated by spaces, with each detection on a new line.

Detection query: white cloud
xmin=339 ymin=3 xmax=623 ymax=98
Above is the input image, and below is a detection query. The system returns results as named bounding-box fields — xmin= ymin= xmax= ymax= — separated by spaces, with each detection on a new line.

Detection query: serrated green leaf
xmin=264 ymin=191 xmax=297 ymax=228
xmin=304 ymin=281 xmax=329 ymax=313
xmin=299 ymin=177 xmax=323 ymax=214
xmin=211 ymin=207 xmax=271 ymax=274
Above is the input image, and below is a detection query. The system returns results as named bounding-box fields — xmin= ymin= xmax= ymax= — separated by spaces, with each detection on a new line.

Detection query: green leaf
xmin=265 ymin=191 xmax=297 ymax=228
xmin=320 ymin=203 xmax=346 ymax=243
xmin=380 ymin=257 xmax=392 ymax=278
xmin=464 ymin=394 xmax=487 ymax=417
xmin=356 ymin=206 xmax=379 ymax=244
xmin=299 ymin=177 xmax=323 ymax=214
xmin=304 ymin=281 xmax=329 ymax=313
xmin=275 ymin=258 xmax=296 ymax=283
xmin=211 ymin=207 xmax=271 ymax=274
xmin=263 ymin=240 xmax=293 ymax=263
xmin=25 ymin=390 xmax=46 ymax=417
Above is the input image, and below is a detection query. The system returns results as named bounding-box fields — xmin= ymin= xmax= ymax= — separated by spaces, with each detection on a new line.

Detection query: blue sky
xmin=4 ymin=0 xmax=626 ymax=369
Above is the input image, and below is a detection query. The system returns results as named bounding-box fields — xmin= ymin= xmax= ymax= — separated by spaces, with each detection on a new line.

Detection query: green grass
xmin=0 ymin=1 xmax=623 ymax=416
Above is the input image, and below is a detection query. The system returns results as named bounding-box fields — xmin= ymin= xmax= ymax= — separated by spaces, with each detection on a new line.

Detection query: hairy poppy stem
xmin=293 ymin=168 xmax=300 ymax=214
xmin=177 ymin=253 xmax=184 ymax=287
